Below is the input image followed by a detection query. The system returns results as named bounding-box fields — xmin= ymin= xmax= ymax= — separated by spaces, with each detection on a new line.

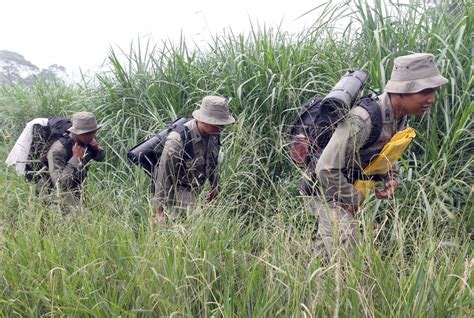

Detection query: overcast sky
xmin=2 ymin=0 xmax=327 ymax=76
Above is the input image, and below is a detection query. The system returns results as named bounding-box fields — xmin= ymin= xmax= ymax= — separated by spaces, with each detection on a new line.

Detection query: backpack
xmin=127 ymin=118 xmax=195 ymax=178
xmin=288 ymin=70 xmax=383 ymax=167
xmin=25 ymin=117 xmax=73 ymax=183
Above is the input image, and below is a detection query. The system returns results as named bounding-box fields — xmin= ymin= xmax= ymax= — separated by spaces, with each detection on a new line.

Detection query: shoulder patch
xmin=167 ymin=131 xmax=182 ymax=142
xmin=349 ymin=120 xmax=364 ymax=137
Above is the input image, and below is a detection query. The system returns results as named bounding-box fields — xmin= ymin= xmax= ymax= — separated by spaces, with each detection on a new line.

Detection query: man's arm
xmin=88 ymin=147 xmax=105 ymax=162
xmin=85 ymin=137 xmax=105 ymax=162
xmin=48 ymin=142 xmax=82 ymax=191
xmin=208 ymin=171 xmax=219 ymax=202
xmin=315 ymin=109 xmax=371 ymax=210
xmin=154 ymin=134 xmax=184 ymax=211
xmin=376 ymin=166 xmax=401 ymax=199
xmin=207 ymin=138 xmax=221 ymax=202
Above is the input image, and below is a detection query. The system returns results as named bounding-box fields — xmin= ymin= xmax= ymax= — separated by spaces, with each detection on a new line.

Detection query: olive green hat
xmin=385 ymin=53 xmax=448 ymax=94
xmin=68 ymin=111 xmax=102 ymax=134
xmin=192 ymin=96 xmax=235 ymax=125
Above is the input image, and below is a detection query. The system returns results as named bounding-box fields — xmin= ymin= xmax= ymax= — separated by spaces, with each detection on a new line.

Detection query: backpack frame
xmin=289 ymin=96 xmax=383 ymax=166
xmin=127 ymin=118 xmax=195 ymax=178
xmin=25 ymin=117 xmax=72 ymax=183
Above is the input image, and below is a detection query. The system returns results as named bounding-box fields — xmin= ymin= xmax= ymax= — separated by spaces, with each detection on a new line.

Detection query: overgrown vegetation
xmin=0 ymin=0 xmax=472 ymax=316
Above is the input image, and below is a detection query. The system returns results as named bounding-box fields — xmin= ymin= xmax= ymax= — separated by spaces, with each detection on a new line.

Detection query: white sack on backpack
xmin=5 ymin=118 xmax=48 ymax=175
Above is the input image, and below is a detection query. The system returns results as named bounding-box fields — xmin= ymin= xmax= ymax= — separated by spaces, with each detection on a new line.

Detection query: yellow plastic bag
xmin=354 ymin=180 xmax=377 ymax=196
xmin=364 ymin=128 xmax=416 ymax=175
xmin=354 ymin=128 xmax=416 ymax=195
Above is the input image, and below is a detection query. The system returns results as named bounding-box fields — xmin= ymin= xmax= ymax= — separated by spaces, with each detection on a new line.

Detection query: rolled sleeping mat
xmin=319 ymin=69 xmax=369 ymax=124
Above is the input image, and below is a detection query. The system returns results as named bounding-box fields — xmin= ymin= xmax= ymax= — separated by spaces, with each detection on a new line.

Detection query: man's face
xmin=198 ymin=121 xmax=224 ymax=136
xmin=74 ymin=131 xmax=97 ymax=145
xmin=399 ymin=87 xmax=439 ymax=116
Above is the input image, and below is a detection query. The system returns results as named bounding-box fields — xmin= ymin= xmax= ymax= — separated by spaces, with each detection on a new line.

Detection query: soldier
xmin=154 ymin=95 xmax=235 ymax=221
xmin=37 ymin=111 xmax=105 ymax=208
xmin=306 ymin=53 xmax=448 ymax=257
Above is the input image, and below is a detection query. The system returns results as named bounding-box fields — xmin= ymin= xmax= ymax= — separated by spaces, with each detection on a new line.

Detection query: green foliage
xmin=0 ymin=0 xmax=472 ymax=316
xmin=0 ymin=80 xmax=85 ymax=143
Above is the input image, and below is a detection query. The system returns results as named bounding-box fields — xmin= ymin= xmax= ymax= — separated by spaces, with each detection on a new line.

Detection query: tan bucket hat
xmin=68 ymin=111 xmax=102 ymax=134
xmin=385 ymin=53 xmax=448 ymax=94
xmin=192 ymin=96 xmax=235 ymax=125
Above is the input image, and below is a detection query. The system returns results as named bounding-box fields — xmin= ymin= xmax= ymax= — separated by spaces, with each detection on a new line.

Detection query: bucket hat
xmin=385 ymin=53 xmax=448 ymax=94
xmin=68 ymin=111 xmax=102 ymax=134
xmin=192 ymin=96 xmax=235 ymax=125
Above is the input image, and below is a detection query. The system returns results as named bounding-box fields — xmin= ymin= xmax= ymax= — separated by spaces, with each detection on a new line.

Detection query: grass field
xmin=0 ymin=0 xmax=472 ymax=316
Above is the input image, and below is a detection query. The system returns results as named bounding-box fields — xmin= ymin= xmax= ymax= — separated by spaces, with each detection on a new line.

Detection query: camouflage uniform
xmin=36 ymin=138 xmax=105 ymax=207
xmin=304 ymin=93 xmax=407 ymax=256
xmin=304 ymin=53 xmax=448 ymax=257
xmin=154 ymin=119 xmax=220 ymax=217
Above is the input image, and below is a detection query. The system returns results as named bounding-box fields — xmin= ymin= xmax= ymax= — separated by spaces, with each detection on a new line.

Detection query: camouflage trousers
xmin=35 ymin=177 xmax=82 ymax=212
xmin=303 ymin=195 xmax=359 ymax=259
xmin=160 ymin=188 xmax=198 ymax=220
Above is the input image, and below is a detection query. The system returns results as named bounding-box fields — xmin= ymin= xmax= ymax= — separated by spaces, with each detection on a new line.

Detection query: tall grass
xmin=0 ymin=0 xmax=472 ymax=316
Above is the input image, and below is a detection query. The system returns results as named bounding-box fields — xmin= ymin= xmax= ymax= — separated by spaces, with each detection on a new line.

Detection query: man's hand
xmin=156 ymin=207 xmax=167 ymax=223
xmin=375 ymin=179 xmax=399 ymax=199
xmin=89 ymin=137 xmax=100 ymax=151
xmin=72 ymin=142 xmax=86 ymax=159
xmin=208 ymin=185 xmax=218 ymax=202
xmin=290 ymin=134 xmax=309 ymax=165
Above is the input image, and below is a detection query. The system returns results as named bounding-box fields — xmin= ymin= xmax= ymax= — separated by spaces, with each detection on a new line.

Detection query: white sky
xmin=1 ymin=0 xmax=327 ymax=77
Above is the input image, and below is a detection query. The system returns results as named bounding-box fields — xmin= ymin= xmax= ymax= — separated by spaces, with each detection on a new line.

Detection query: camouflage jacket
xmin=315 ymin=92 xmax=408 ymax=207
xmin=154 ymin=119 xmax=220 ymax=208
xmin=41 ymin=137 xmax=105 ymax=198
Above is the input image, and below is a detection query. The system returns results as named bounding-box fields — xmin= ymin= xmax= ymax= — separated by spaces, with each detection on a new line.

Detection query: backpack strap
xmin=58 ymin=135 xmax=74 ymax=161
xmin=342 ymin=98 xmax=383 ymax=184
xmin=172 ymin=122 xmax=194 ymax=161
xmin=358 ymin=97 xmax=383 ymax=150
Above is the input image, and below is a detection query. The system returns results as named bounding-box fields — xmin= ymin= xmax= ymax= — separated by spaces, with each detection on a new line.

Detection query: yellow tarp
xmin=354 ymin=128 xmax=416 ymax=195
